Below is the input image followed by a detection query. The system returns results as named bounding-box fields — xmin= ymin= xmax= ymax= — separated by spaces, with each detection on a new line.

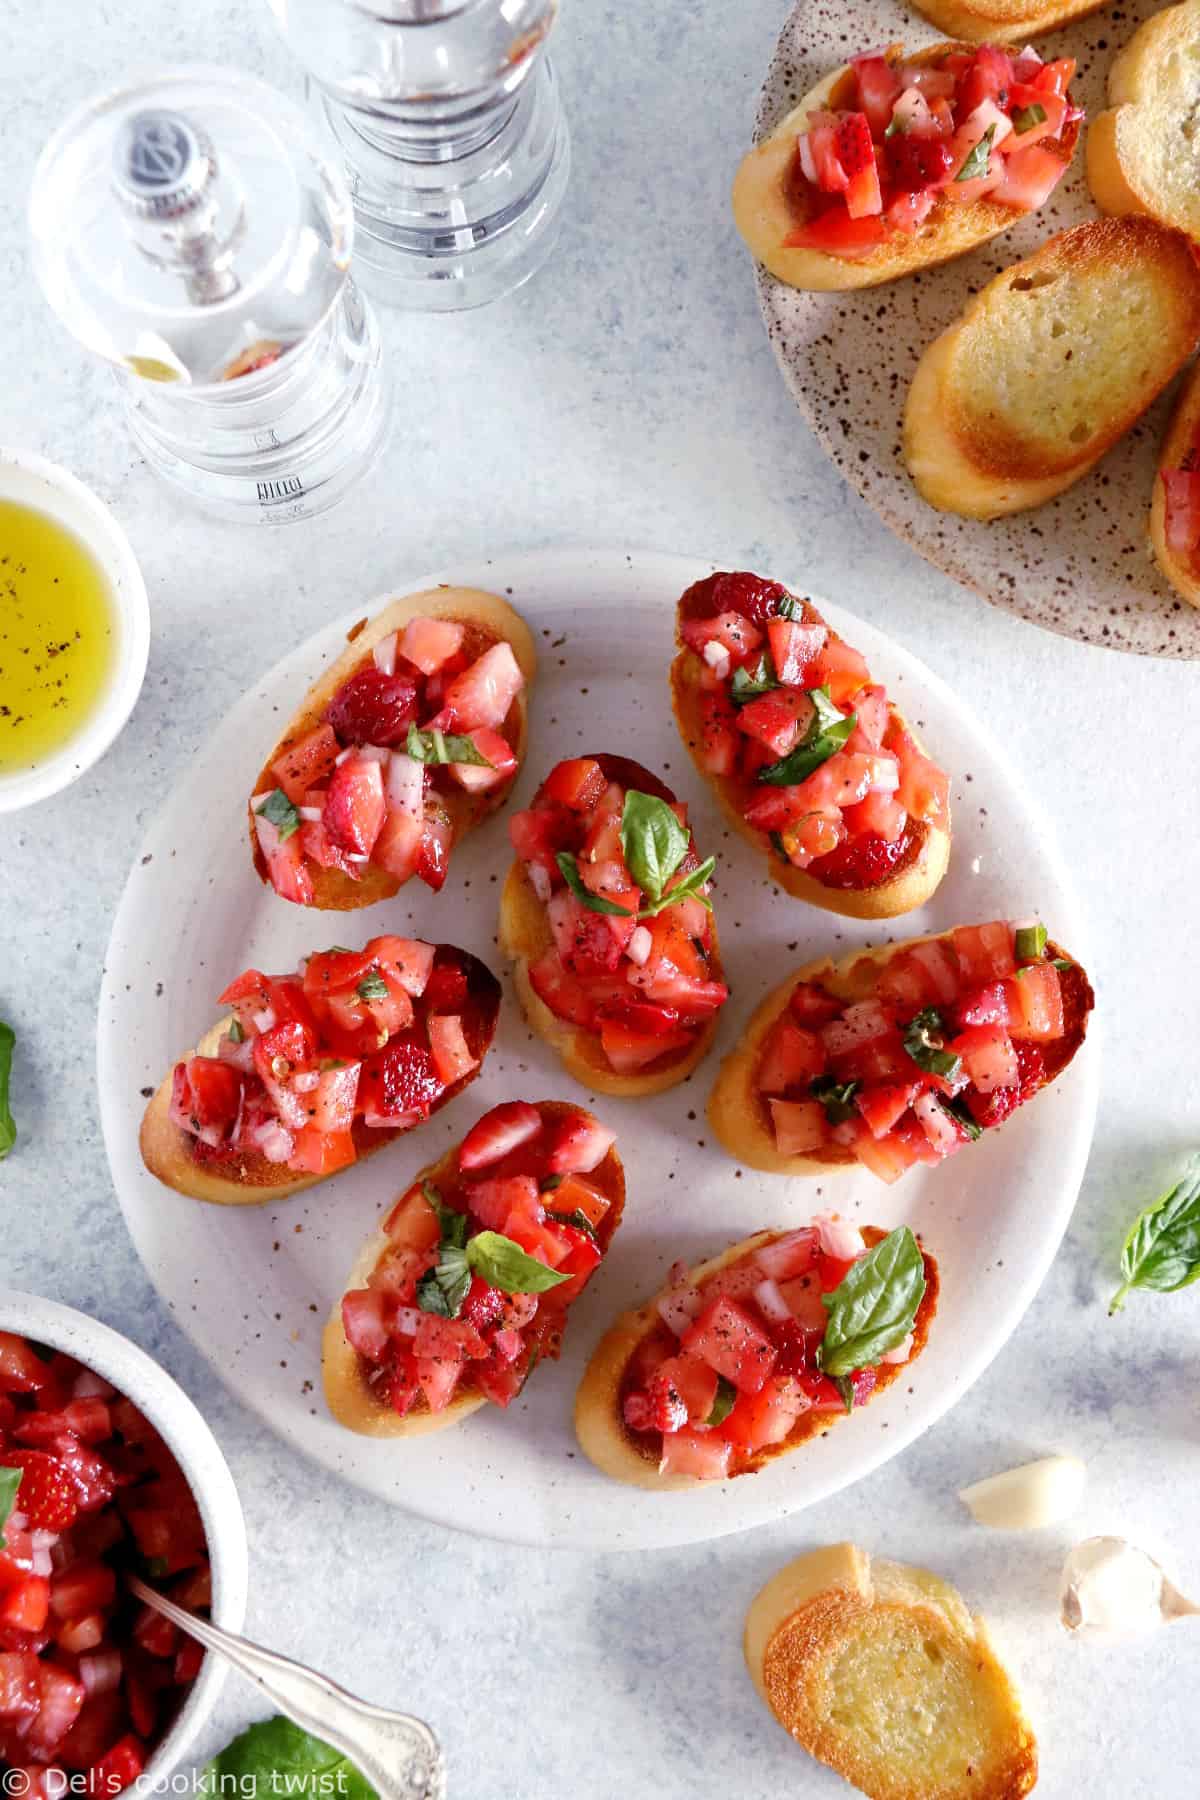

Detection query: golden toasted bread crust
xmin=732 ymin=43 xmax=1078 ymax=292
xmin=706 ymin=931 xmax=1092 ymax=1176
xmin=744 ymin=1546 xmax=1038 ymax=1800
xmin=1088 ymin=1 xmax=1200 ymax=237
xmin=908 ymin=0 xmax=1104 ymax=41
xmin=905 ymin=218 xmax=1200 ymax=518
xmin=323 ymin=1101 xmax=626 ymax=1438
xmin=669 ymin=654 xmax=950 ymax=921
xmin=250 ymin=586 xmax=538 ymax=911
xmin=1151 ymin=358 xmax=1200 ymax=607
xmin=573 ymin=1229 xmax=939 ymax=1490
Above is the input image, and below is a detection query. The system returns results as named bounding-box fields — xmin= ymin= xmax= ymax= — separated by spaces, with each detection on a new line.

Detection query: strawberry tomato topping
xmin=674 ymin=572 xmax=949 ymax=890
xmin=341 ymin=1102 xmax=622 ymax=1416
xmin=0 ymin=1336 xmax=211 ymax=1789
xmin=756 ymin=921 xmax=1093 ymax=1179
xmin=168 ymin=940 xmax=500 ymax=1178
xmin=620 ymin=1221 xmax=935 ymax=1479
xmin=1161 ymin=459 xmax=1200 ymax=566
xmin=251 ymin=616 xmax=526 ymax=902
xmin=783 ymin=44 xmax=1080 ymax=260
xmin=508 ymin=756 xmax=729 ymax=1074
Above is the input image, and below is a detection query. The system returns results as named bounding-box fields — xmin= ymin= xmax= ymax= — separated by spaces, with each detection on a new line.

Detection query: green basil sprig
xmin=544 ymin=1207 xmax=597 ymax=1240
xmin=902 ymin=1007 xmax=961 ymax=1081
xmin=416 ymin=1185 xmax=571 ymax=1317
xmin=810 ymin=1075 xmax=861 ymax=1123
xmin=956 ymin=123 xmax=996 ymax=183
xmin=254 ymin=788 xmax=301 ymax=841
xmin=756 ymin=686 xmax=857 ymax=787
xmin=556 ymin=790 xmax=716 ymax=922
xmin=0 ymin=1022 xmax=15 ymax=1161
xmin=406 ymin=723 xmax=493 ymax=768
xmin=556 ymin=853 xmax=631 ymax=916
xmin=201 ymin=1716 xmax=377 ymax=1800
xmin=1014 ymin=923 xmax=1047 ymax=962
xmin=356 ymin=971 xmax=389 ymax=1002
xmin=1012 ymin=101 xmax=1046 ymax=134
xmin=730 ymin=651 xmax=778 ymax=705
xmin=706 ymin=1375 xmax=737 ymax=1426
xmin=775 ymin=595 xmax=804 ymax=621
xmin=1110 ymin=1157 xmax=1200 ymax=1315
xmin=940 ymin=1094 xmax=982 ymax=1142
xmin=818 ymin=1226 xmax=925 ymax=1380
xmin=0 ymin=1467 xmax=23 ymax=1550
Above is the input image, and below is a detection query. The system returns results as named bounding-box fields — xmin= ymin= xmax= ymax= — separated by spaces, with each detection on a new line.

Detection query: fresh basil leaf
xmin=417 ymin=1243 xmax=470 ymax=1317
xmin=555 ymin=851 xmax=631 ymax=916
xmin=227 ymin=1018 xmax=244 ymax=1044
xmin=636 ymin=856 xmax=716 ymax=920
xmin=0 ymin=1466 xmax=23 ymax=1550
xmin=1012 ymin=101 xmax=1046 ymax=133
xmin=956 ymin=124 xmax=996 ymax=183
xmin=833 ymin=1374 xmax=856 ymax=1414
xmin=940 ymin=1095 xmax=982 ymax=1142
xmin=1110 ymin=1156 xmax=1200 ymax=1314
xmin=818 ymin=1226 xmax=926 ymax=1377
xmin=254 ymin=788 xmax=300 ymax=841
xmin=405 ymin=723 xmax=492 ymax=768
xmin=1053 ymin=958 xmax=1074 ymax=972
xmin=544 ymin=1207 xmax=597 ymax=1240
xmin=466 ymin=1231 xmax=572 ymax=1295
xmin=756 ymin=687 xmax=856 ymax=787
xmin=902 ymin=1007 xmax=962 ymax=1082
xmin=201 ymin=1716 xmax=378 ymax=1800
xmin=808 ymin=686 xmax=847 ymax=733
xmin=730 ymin=651 xmax=778 ymax=705
xmin=775 ymin=595 xmax=804 ymax=620
xmin=810 ymin=1075 xmax=862 ymax=1124
xmin=356 ymin=971 xmax=389 ymax=1002
xmin=1015 ymin=923 xmax=1047 ymax=962
xmin=0 ymin=1022 xmax=16 ymax=1161
xmin=706 ymin=1375 xmax=737 ymax=1425
xmin=620 ymin=791 xmax=690 ymax=906
xmin=424 ymin=1182 xmax=467 ymax=1250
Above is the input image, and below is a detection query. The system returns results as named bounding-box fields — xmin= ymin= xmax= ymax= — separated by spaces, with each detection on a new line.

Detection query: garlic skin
xmin=958 ymin=1454 xmax=1087 ymax=1529
xmin=1060 ymin=1538 xmax=1171 ymax=1643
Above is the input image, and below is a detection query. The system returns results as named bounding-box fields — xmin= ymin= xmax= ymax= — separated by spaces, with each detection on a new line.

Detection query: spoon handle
xmin=127 ymin=1577 xmax=445 ymax=1800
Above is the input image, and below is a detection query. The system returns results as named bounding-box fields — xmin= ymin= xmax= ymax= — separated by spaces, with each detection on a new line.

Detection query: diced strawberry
xmin=323 ymin=755 xmax=386 ymax=857
xmin=679 ymin=611 xmax=763 ymax=664
xmin=697 ymin=686 xmax=740 ymax=775
xmin=400 ymin=616 xmax=464 ymax=675
xmin=428 ymin=1015 xmax=477 ymax=1086
xmin=169 ymin=1057 xmax=242 ymax=1143
xmin=326 ymin=665 xmax=418 ymax=747
xmin=468 ymin=1176 xmax=541 ymax=1232
xmin=546 ymin=1171 xmax=611 ymax=1227
xmin=414 ymin=806 xmax=453 ymax=891
xmin=598 ymin=1020 xmax=694 ymax=1073
xmin=544 ymin=1112 xmax=615 ymax=1174
xmin=855 ymin=1081 xmax=922 ymax=1139
xmin=782 ymin=209 xmax=885 ymax=258
xmin=737 ymin=689 xmax=816 ymax=758
xmin=757 ymin=1020 xmax=826 ymax=1095
xmin=768 ymin=1098 xmax=828 ymax=1155
xmin=415 ymin=1352 xmax=464 ymax=1414
xmin=885 ymin=188 xmax=937 ymax=234
xmin=885 ymin=132 xmax=955 ymax=192
xmin=459 ymin=1102 xmax=543 ymax=1171
xmin=0 ymin=1335 xmax=51 ymax=1394
xmin=541 ymin=758 xmax=608 ymax=812
xmin=49 ymin=1560 xmax=116 ymax=1622
xmin=253 ymin=812 xmax=314 ymax=905
xmin=552 ymin=1226 xmax=603 ymax=1302
xmin=358 ymin=1037 xmax=442 ymax=1123
xmin=528 ymin=949 xmax=595 ymax=1028
xmin=0 ymin=1452 xmax=77 ymax=1531
xmin=341 ymin=1289 xmax=391 ymax=1362
xmin=298 ymin=812 xmax=362 ymax=882
xmin=957 ymin=43 xmax=1014 ymax=116
xmin=722 ymin=1375 xmax=811 ymax=1454
xmin=657 ymin=1428 xmax=732 ymax=1481
xmin=272 ymin=725 xmax=340 ymax=804
xmin=853 ymin=55 xmax=901 ymax=136
xmin=814 ymin=634 xmax=871 ymax=704
xmin=88 ymin=1734 xmax=146 ymax=1798
xmin=0 ymin=1650 xmax=39 ymax=1718
xmin=0 ymin=1574 xmax=49 ymax=1634
xmin=754 ymin=1229 xmax=819 ymax=1282
xmin=765 ymin=617 xmax=827 ymax=684
xmin=950 ymin=1023 xmax=1018 ymax=1093
xmin=442 ymin=642 xmax=524 ymax=731
xmin=836 ymin=114 xmax=883 ymax=218
xmin=447 ymin=727 xmax=518 ymax=793
xmin=25 ymin=1663 xmax=85 ymax=1760
xmin=788 ymin=982 xmax=843 ymax=1026
xmin=371 ymin=808 xmax=421 ymax=882
xmin=1008 ymin=963 xmax=1063 ymax=1041
xmin=992 ymin=142 xmax=1066 ymax=211
xmin=502 ymin=1212 xmax=570 ymax=1268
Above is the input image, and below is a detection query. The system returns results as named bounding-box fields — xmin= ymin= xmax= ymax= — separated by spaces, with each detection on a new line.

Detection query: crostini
xmin=909 ymin=0 xmax=1103 ymax=44
xmin=744 ymin=1544 xmax=1038 ymax=1800
xmin=670 ymin=571 xmax=950 ymax=920
xmin=1088 ymin=0 xmax=1200 ymax=242
xmin=904 ymin=218 xmax=1200 ymax=519
xmin=499 ymin=755 xmax=729 ymax=1093
xmin=1151 ymin=360 xmax=1200 ymax=607
xmin=707 ymin=919 xmax=1093 ymax=1181
xmin=574 ymin=1219 xmax=938 ymax=1487
xmin=731 ymin=40 xmax=1081 ymax=291
xmin=323 ymin=1099 xmax=624 ymax=1435
xmin=249 ymin=586 xmax=537 ymax=908
xmin=140 ymin=938 xmax=500 ymax=1204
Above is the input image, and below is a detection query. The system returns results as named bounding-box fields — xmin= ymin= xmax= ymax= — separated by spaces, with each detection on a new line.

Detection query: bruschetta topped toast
xmin=732 ymin=41 xmax=1081 ymax=291
xmin=323 ymin=1100 xmax=625 ymax=1436
xmin=500 ymin=755 xmax=729 ymax=1093
xmin=708 ymin=920 xmax=1093 ymax=1182
xmin=250 ymin=586 xmax=537 ymax=909
xmin=574 ymin=1220 xmax=938 ymax=1487
xmin=671 ymin=572 xmax=950 ymax=919
xmin=140 ymin=938 xmax=501 ymax=1204
xmin=1152 ymin=359 xmax=1200 ymax=609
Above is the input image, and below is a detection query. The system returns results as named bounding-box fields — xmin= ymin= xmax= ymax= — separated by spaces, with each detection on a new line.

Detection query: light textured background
xmin=2 ymin=3 xmax=1198 ymax=1797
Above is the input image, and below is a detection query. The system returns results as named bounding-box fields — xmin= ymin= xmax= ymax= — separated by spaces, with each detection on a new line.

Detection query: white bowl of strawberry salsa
xmin=0 ymin=1294 xmax=247 ymax=1798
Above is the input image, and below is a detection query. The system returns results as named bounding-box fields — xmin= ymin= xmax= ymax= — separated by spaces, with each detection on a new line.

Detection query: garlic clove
xmin=1058 ymin=1537 xmax=1199 ymax=1643
xmin=958 ymin=1454 xmax=1086 ymax=1529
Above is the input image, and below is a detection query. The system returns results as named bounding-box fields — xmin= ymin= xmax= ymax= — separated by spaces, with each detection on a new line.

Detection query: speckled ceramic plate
xmin=98 ymin=548 xmax=1098 ymax=1550
xmin=753 ymin=0 xmax=1200 ymax=657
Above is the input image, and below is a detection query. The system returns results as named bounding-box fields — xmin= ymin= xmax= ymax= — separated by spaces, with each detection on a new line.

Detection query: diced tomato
xmin=468 ymin=1175 xmax=541 ymax=1232
xmin=288 ymin=1127 xmax=357 ymax=1177
xmin=415 ymin=806 xmax=454 ymax=891
xmin=459 ymin=1101 xmax=543 ymax=1171
xmin=765 ymin=617 xmax=827 ymax=685
xmin=528 ymin=949 xmax=595 ymax=1028
xmin=169 ymin=1058 xmax=242 ymax=1141
xmin=49 ymin=1561 xmax=116 ymax=1623
xmin=400 ymin=616 xmax=464 ymax=675
xmin=722 ymin=1375 xmax=811 ymax=1454
xmin=697 ymin=685 xmax=740 ymax=775
xmin=442 ymin=642 xmax=524 ymax=731
xmin=341 ymin=1289 xmax=391 ymax=1362
xmin=1034 ymin=55 xmax=1075 ymax=96
xmin=737 ymin=688 xmax=816 ymax=758
xmin=679 ymin=611 xmax=763 ymax=663
xmin=299 ymin=813 xmax=362 ymax=882
xmin=371 ymin=806 xmax=421 ymax=882
xmin=913 ymin=1089 xmax=963 ymax=1159
xmin=383 ymin=1186 xmax=443 ymax=1249
xmin=658 ymin=1428 xmax=731 ymax=1482
xmin=546 ymin=1171 xmax=612 ymax=1227
xmin=842 ymin=789 xmax=906 ymax=842
xmin=757 ymin=1019 xmax=826 ymax=1095
xmin=1162 ymin=469 xmax=1200 ymax=554
xmin=814 ymin=634 xmax=871 ymax=705
xmin=855 ymin=1080 xmax=922 ymax=1139
xmin=426 ymin=1014 xmax=476 ymax=1086
xmin=956 ymin=44 xmax=1014 ymax=118
xmin=950 ymin=1024 xmax=1018 ymax=1093
xmin=446 ymin=727 xmax=518 ymax=793
xmin=849 ymin=1122 xmax=924 ymax=1183
xmin=789 ymin=982 xmax=843 ymax=1027
xmin=552 ymin=1226 xmax=603 ymax=1302
xmin=253 ymin=811 xmax=314 ymax=905
xmin=993 ymin=142 xmax=1066 ymax=211
xmin=755 ymin=1229 xmax=819 ymax=1282
xmin=0 ymin=1575 xmax=49 ymax=1634
xmin=783 ymin=209 xmax=885 ymax=258
xmin=323 ymin=755 xmax=386 ymax=858
xmin=907 ymin=939 xmax=960 ymax=1004
xmin=766 ymin=1098 xmax=825 ymax=1156
xmin=682 ymin=1297 xmax=777 ymax=1395
xmin=853 ymin=55 xmax=901 ymax=136
xmin=891 ymin=726 xmax=950 ymax=823
xmin=88 ymin=1733 xmax=146 ymax=1798
xmin=25 ymin=1663 xmax=85 ymax=1760
xmin=1004 ymin=83 xmax=1067 ymax=150
xmin=952 ymin=922 xmax=1016 ymax=986
xmin=272 ymin=725 xmax=340 ymax=805
xmin=502 ymin=1212 xmax=570 ymax=1268
xmin=1008 ymin=963 xmax=1064 ymax=1040
xmin=415 ymin=1352 xmax=464 ymax=1414
xmin=598 ymin=1020 xmax=694 ymax=1073
xmin=541 ymin=758 xmax=608 ymax=812
xmin=0 ymin=1651 xmax=39 ymax=1718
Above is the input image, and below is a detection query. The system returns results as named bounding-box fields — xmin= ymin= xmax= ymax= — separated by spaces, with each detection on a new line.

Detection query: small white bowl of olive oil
xmin=0 ymin=448 xmax=149 ymax=811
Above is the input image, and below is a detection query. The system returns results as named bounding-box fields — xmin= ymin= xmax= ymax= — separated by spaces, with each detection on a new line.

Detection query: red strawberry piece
xmin=885 ymin=134 xmax=955 ymax=192
xmin=325 ymin=666 xmax=419 ymax=748
xmin=0 ymin=1452 xmax=78 ymax=1531
xmin=322 ymin=757 xmax=386 ymax=858
xmin=677 ymin=571 xmax=794 ymax=628
xmin=359 ymin=1037 xmax=443 ymax=1123
xmin=806 ymin=829 xmax=914 ymax=890
xmin=834 ymin=111 xmax=875 ymax=178
xmin=459 ymin=1102 xmax=543 ymax=1171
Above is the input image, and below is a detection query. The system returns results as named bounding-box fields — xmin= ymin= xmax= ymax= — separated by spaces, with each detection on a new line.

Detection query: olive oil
xmin=0 ymin=500 xmax=116 ymax=773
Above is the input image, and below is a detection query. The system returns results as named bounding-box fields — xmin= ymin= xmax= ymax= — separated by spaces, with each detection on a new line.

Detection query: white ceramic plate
xmin=98 ymin=548 xmax=1098 ymax=1550
xmin=752 ymin=0 xmax=1200 ymax=659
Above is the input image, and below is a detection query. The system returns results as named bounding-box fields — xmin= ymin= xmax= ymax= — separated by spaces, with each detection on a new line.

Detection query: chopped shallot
xmin=814 ymin=1212 xmax=866 ymax=1260
xmin=626 ymin=925 xmax=653 ymax=966
xmin=373 ymin=632 xmax=398 ymax=676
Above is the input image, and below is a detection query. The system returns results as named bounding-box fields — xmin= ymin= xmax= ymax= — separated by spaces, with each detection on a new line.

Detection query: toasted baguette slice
xmin=904 ymin=218 xmax=1200 ymax=519
xmin=575 ymin=1227 xmax=939 ymax=1490
xmin=732 ymin=42 xmax=1079 ymax=293
xmin=139 ymin=948 xmax=501 ymax=1205
xmin=251 ymin=586 xmax=537 ymax=911
xmin=707 ymin=929 xmax=1093 ymax=1177
xmin=1088 ymin=1 xmax=1200 ymax=240
xmin=908 ymin=0 xmax=1104 ymax=42
xmin=323 ymin=1100 xmax=625 ymax=1438
xmin=744 ymin=1544 xmax=1038 ymax=1800
xmin=498 ymin=755 xmax=727 ymax=1096
xmin=1150 ymin=358 xmax=1200 ymax=605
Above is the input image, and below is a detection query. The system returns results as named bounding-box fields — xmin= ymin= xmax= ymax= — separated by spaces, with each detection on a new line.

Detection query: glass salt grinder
xmin=265 ymin=0 xmax=570 ymax=310
xmin=30 ymin=67 xmax=390 ymax=524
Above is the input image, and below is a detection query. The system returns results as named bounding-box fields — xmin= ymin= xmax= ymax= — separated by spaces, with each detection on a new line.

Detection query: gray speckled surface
xmin=2 ymin=3 xmax=1198 ymax=1798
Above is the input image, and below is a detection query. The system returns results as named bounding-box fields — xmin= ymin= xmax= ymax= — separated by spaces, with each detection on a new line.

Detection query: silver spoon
xmin=128 ymin=1575 xmax=445 ymax=1800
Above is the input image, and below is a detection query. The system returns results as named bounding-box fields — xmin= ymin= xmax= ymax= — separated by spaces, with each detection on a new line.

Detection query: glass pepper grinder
xmin=266 ymin=0 xmax=570 ymax=310
xmin=30 ymin=67 xmax=390 ymax=524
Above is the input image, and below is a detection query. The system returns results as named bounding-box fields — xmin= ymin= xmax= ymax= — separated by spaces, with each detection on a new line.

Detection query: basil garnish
xmin=0 ymin=1466 xmax=23 ymax=1549
xmin=756 ymin=686 xmax=856 ymax=787
xmin=902 ymin=1007 xmax=962 ymax=1081
xmin=467 ymin=1231 xmax=572 ymax=1295
xmin=1110 ymin=1157 xmax=1200 ymax=1315
xmin=405 ymin=723 xmax=492 ymax=768
xmin=775 ymin=595 xmax=804 ymax=620
xmin=356 ymin=971 xmax=389 ymax=1002
xmin=810 ymin=1075 xmax=862 ymax=1123
xmin=227 ymin=1018 xmax=245 ymax=1044
xmin=254 ymin=788 xmax=301 ymax=841
xmin=956 ymin=124 xmax=996 ymax=182
xmin=0 ymin=1022 xmax=16 ymax=1161
xmin=1052 ymin=958 xmax=1074 ymax=972
xmin=557 ymin=791 xmax=716 ymax=922
xmin=818 ymin=1226 xmax=925 ymax=1378
xmin=730 ymin=651 xmax=778 ymax=705
xmin=1012 ymin=102 xmax=1046 ymax=133
xmin=556 ymin=852 xmax=631 ymax=916
xmin=1014 ymin=923 xmax=1047 ymax=962
xmin=416 ymin=1184 xmax=571 ymax=1318
xmin=706 ymin=1375 xmax=737 ymax=1426
xmin=201 ymin=1716 xmax=377 ymax=1800
xmin=544 ymin=1207 xmax=597 ymax=1240
xmin=940 ymin=1095 xmax=982 ymax=1141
